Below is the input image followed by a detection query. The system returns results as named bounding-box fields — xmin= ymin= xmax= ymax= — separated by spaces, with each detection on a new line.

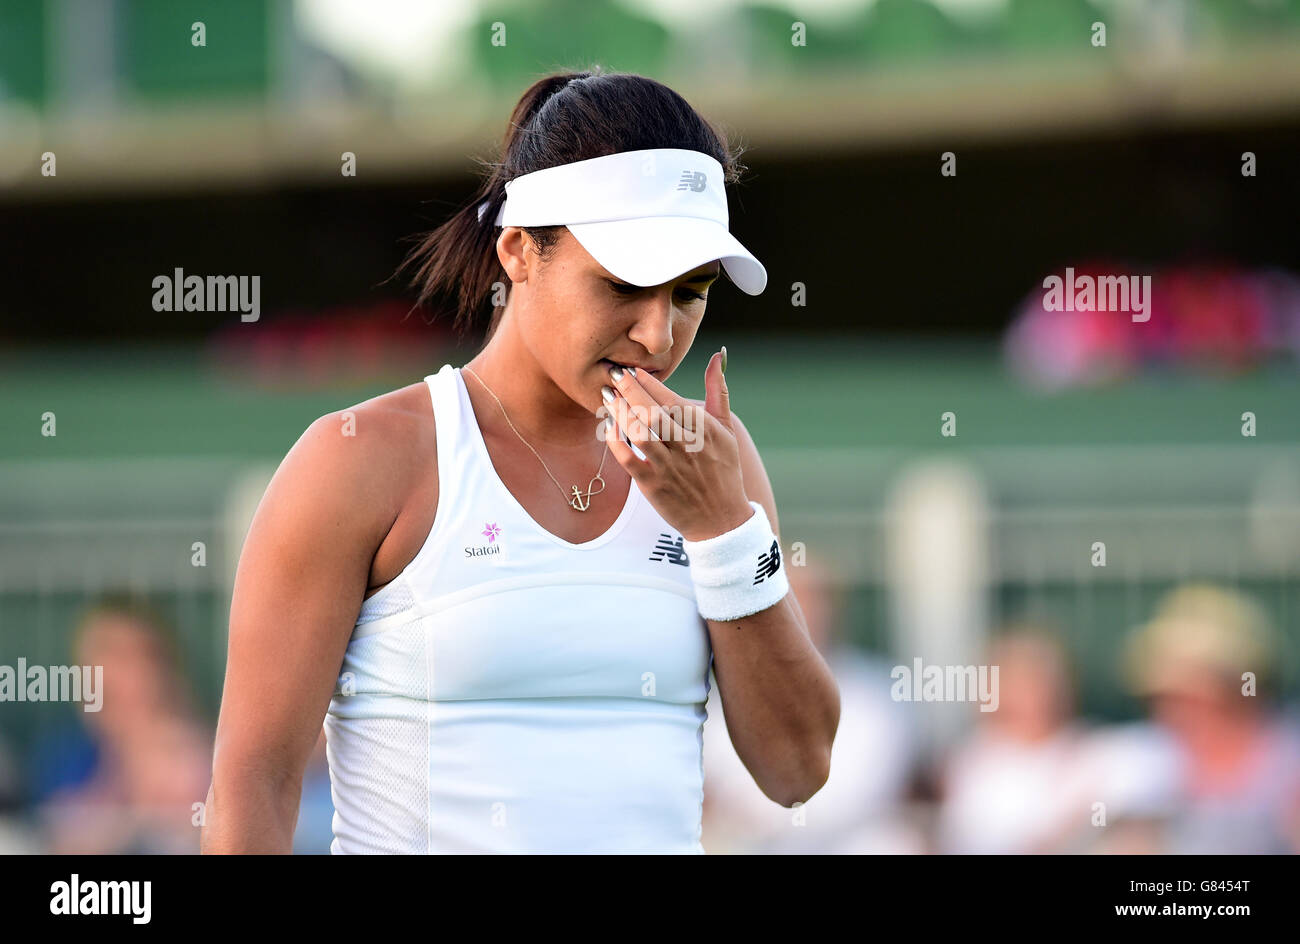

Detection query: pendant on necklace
xmin=568 ymin=473 xmax=606 ymax=512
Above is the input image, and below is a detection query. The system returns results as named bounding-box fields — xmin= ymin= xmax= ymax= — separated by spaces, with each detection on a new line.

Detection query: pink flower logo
xmin=482 ymin=523 xmax=501 ymax=543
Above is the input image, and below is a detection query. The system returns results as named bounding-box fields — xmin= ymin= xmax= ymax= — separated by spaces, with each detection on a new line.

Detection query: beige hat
xmin=1124 ymin=583 xmax=1280 ymax=697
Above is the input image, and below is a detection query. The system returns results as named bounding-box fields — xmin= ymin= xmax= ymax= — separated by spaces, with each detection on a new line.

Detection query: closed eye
xmin=606 ymin=279 xmax=707 ymax=302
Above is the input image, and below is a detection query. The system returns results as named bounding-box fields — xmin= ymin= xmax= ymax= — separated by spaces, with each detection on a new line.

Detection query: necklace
xmin=462 ymin=365 xmax=609 ymax=512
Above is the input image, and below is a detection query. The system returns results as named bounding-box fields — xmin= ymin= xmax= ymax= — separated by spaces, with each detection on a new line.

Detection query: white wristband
xmin=682 ymin=500 xmax=789 ymax=621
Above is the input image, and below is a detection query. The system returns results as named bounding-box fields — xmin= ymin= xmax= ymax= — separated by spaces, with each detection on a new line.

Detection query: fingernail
xmin=720 ymin=346 xmax=727 ymax=375
xmin=627 ymin=366 xmax=637 ymax=376
xmin=608 ymin=364 xmax=624 ymax=382
xmin=601 ymin=385 xmax=616 ymax=403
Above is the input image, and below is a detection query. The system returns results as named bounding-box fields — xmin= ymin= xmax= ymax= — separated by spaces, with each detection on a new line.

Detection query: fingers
xmin=603 ymin=409 xmax=654 ymax=475
xmin=602 ymin=386 xmax=680 ymax=446
xmin=619 ymin=365 xmax=686 ymax=409
xmin=607 ymin=392 xmax=670 ymax=458
xmin=622 ymin=365 xmax=713 ymax=434
xmin=703 ymin=349 xmax=732 ymax=429
xmin=605 ymin=365 xmax=687 ymax=440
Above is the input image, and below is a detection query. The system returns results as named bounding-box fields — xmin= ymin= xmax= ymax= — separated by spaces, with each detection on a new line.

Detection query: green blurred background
xmin=2 ymin=0 xmax=1299 ymax=853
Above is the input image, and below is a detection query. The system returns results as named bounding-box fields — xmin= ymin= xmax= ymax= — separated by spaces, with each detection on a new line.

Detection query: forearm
xmin=200 ymin=763 xmax=302 ymax=854
xmin=707 ymin=591 xmax=840 ymax=807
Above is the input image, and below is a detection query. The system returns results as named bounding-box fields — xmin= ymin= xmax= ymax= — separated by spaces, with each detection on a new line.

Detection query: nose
xmin=626 ymin=293 xmax=674 ymax=356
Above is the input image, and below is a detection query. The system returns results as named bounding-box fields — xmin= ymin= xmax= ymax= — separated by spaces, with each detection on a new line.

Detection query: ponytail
xmin=396 ymin=71 xmax=592 ymax=340
xmin=397 ymin=66 xmax=744 ymax=341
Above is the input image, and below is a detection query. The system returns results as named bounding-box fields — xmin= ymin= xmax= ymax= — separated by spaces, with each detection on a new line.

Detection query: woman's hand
xmin=600 ymin=349 xmax=754 ymax=542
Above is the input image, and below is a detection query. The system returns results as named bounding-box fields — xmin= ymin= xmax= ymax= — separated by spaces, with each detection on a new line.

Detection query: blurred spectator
xmin=1116 ymin=582 xmax=1300 ymax=853
xmin=702 ymin=553 xmax=920 ymax=854
xmin=1004 ymin=262 xmax=1300 ymax=390
xmin=33 ymin=594 xmax=211 ymax=854
xmin=936 ymin=622 xmax=1112 ymax=853
xmin=933 ymin=619 xmax=1221 ymax=855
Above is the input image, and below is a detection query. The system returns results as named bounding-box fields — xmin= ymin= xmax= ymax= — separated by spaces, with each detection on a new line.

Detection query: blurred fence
xmin=0 ymin=457 xmax=271 ymax=754
xmin=765 ymin=442 xmax=1300 ymax=722
xmin=2 ymin=340 xmax=1296 ymax=754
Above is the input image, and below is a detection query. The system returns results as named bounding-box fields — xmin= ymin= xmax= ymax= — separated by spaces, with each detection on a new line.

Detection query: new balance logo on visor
xmin=677 ymin=171 xmax=707 ymax=193
xmin=754 ymin=540 xmax=781 ymax=584
xmin=648 ymin=533 xmax=690 ymax=566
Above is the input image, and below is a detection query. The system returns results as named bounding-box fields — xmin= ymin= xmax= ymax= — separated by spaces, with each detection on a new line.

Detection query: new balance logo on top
xmin=754 ymin=540 xmax=781 ymax=584
xmin=648 ymin=533 xmax=690 ymax=566
xmin=677 ymin=171 xmax=707 ymax=193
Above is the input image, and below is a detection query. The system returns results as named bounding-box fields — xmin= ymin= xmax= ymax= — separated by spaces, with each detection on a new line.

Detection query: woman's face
xmin=498 ymin=226 xmax=720 ymax=409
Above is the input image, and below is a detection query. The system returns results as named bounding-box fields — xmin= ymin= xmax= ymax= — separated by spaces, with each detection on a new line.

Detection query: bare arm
xmin=201 ymin=409 xmax=402 ymax=853
xmin=601 ymin=361 xmax=839 ymax=810
xmin=705 ymin=413 xmax=840 ymax=808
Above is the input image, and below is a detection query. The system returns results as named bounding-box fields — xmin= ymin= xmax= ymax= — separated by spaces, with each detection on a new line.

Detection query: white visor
xmin=476 ymin=148 xmax=767 ymax=295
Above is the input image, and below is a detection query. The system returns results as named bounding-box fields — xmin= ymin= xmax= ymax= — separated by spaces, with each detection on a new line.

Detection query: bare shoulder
xmin=277 ymin=381 xmax=437 ymax=542
xmin=299 ymin=381 xmax=433 ymax=469
xmin=318 ymin=381 xmax=435 ymax=456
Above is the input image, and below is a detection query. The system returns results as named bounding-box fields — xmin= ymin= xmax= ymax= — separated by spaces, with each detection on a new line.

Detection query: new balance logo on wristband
xmin=649 ymin=533 xmax=690 ymax=566
xmin=754 ymin=540 xmax=781 ymax=584
xmin=682 ymin=503 xmax=789 ymax=622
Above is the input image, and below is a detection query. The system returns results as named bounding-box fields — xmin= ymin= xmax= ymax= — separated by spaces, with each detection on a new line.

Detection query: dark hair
xmin=398 ymin=65 xmax=750 ymax=341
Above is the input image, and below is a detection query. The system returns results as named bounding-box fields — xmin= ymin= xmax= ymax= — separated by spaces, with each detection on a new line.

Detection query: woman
xmin=39 ymin=596 xmax=212 ymax=854
xmin=202 ymin=68 xmax=839 ymax=854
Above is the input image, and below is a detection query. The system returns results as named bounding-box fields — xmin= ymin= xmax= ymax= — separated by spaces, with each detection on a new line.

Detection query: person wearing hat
xmin=202 ymin=68 xmax=840 ymax=854
xmin=1121 ymin=582 xmax=1300 ymax=854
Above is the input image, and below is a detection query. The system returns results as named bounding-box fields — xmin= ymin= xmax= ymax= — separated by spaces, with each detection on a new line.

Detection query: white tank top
xmin=324 ymin=364 xmax=713 ymax=853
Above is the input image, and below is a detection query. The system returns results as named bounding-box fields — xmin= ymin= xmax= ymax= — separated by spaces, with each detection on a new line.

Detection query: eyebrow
xmin=683 ymin=267 xmax=721 ymax=283
xmin=603 ymin=264 xmax=721 ymax=288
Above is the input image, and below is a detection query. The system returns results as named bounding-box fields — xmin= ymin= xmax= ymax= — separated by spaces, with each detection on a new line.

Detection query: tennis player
xmin=201 ymin=69 xmax=839 ymax=854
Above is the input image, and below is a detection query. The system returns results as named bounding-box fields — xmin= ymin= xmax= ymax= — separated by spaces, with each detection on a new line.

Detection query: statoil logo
xmin=465 ymin=522 xmax=508 ymax=562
